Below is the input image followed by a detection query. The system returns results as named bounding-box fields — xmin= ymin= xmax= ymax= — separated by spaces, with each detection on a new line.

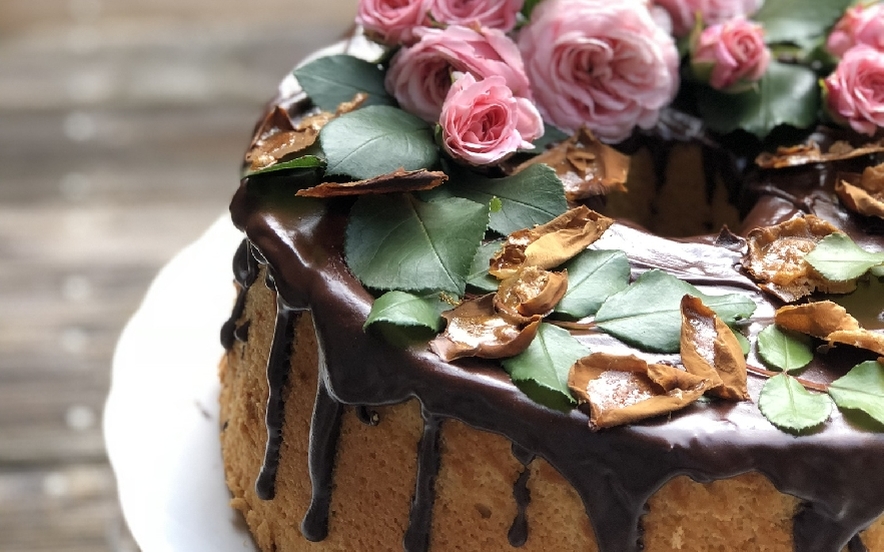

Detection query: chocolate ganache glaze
xmin=222 ymin=37 xmax=884 ymax=552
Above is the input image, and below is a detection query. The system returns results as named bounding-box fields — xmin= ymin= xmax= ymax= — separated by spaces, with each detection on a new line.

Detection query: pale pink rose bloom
xmin=691 ymin=20 xmax=771 ymax=92
xmin=824 ymin=45 xmax=884 ymax=136
xmin=385 ymin=25 xmax=532 ymax=122
xmin=440 ymin=73 xmax=544 ymax=166
xmin=518 ymin=0 xmax=679 ymax=143
xmin=356 ymin=0 xmax=432 ymax=46
xmin=653 ymin=0 xmax=763 ymax=37
xmin=827 ymin=4 xmax=884 ymax=58
xmin=429 ymin=0 xmax=524 ymax=32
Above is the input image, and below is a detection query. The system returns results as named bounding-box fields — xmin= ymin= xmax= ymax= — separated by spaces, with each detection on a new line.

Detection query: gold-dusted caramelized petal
xmin=775 ymin=301 xmax=861 ymax=339
xmin=836 ymin=163 xmax=884 ymax=219
xmin=743 ymin=215 xmax=854 ymax=302
xmin=494 ymin=266 xmax=568 ymax=320
xmin=246 ymin=93 xmax=368 ymax=172
xmin=297 ymin=169 xmax=447 ymax=198
xmin=568 ymin=352 xmax=712 ymax=429
xmin=679 ymin=295 xmax=749 ymax=401
xmin=429 ymin=294 xmax=541 ymax=362
xmin=755 ymin=139 xmax=884 ymax=169
xmin=490 ymin=206 xmax=614 ymax=279
xmin=515 ymin=127 xmax=630 ymax=202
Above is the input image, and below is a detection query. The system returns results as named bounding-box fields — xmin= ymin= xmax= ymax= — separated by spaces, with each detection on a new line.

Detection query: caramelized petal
xmin=297 ymin=169 xmax=447 ymax=198
xmin=775 ymin=301 xmax=861 ymax=339
xmin=743 ymin=215 xmax=854 ymax=302
xmin=568 ymin=352 xmax=712 ymax=429
xmin=755 ymin=139 xmax=884 ymax=169
xmin=429 ymin=294 xmax=541 ymax=362
xmin=490 ymin=206 xmax=614 ymax=279
xmin=494 ymin=266 xmax=568 ymax=319
xmin=680 ymin=295 xmax=748 ymax=401
xmin=246 ymin=93 xmax=367 ymax=171
xmin=515 ymin=127 xmax=630 ymax=202
xmin=827 ymin=329 xmax=884 ymax=356
xmin=836 ymin=164 xmax=884 ymax=219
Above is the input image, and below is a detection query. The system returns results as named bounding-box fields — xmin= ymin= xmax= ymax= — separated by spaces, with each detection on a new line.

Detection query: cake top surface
xmin=238 ymin=0 xmax=884 ymax=434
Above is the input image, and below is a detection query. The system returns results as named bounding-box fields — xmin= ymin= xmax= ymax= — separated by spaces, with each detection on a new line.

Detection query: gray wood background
xmin=0 ymin=1 xmax=354 ymax=549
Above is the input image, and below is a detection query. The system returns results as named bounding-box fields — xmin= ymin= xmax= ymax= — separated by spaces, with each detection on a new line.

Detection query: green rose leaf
xmin=363 ymin=291 xmax=448 ymax=332
xmin=753 ymin=0 xmax=854 ymax=44
xmin=829 ymin=360 xmax=884 ymax=426
xmin=555 ymin=250 xmax=630 ymax=319
xmin=501 ymin=322 xmax=589 ymax=405
xmin=804 ymin=232 xmax=884 ymax=282
xmin=759 ymin=373 xmax=833 ymax=433
xmin=595 ymin=269 xmax=757 ymax=353
xmin=321 ymin=105 xmax=438 ymax=180
xmin=293 ymin=54 xmax=394 ymax=112
xmin=345 ymin=194 xmax=488 ymax=295
xmin=697 ymin=61 xmax=819 ymax=139
xmin=447 ymin=163 xmax=568 ymax=235
xmin=757 ymin=324 xmax=814 ymax=373
xmin=872 ymin=265 xmax=884 ymax=278
xmin=466 ymin=240 xmax=504 ymax=292
xmin=245 ymin=155 xmax=324 ymax=177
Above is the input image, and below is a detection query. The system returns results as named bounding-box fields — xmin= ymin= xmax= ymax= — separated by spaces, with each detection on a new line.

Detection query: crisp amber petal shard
xmin=743 ymin=215 xmax=854 ymax=302
xmin=755 ymin=139 xmax=884 ymax=169
xmin=515 ymin=127 xmax=630 ymax=202
xmin=568 ymin=352 xmax=712 ymax=429
xmin=836 ymin=163 xmax=884 ymax=219
xmin=489 ymin=206 xmax=614 ymax=279
xmin=774 ymin=300 xmax=860 ymax=339
xmin=680 ymin=295 xmax=749 ymax=401
xmin=429 ymin=294 xmax=541 ymax=362
xmin=297 ymin=169 xmax=447 ymax=198
xmin=246 ymin=93 xmax=367 ymax=171
xmin=494 ymin=267 xmax=568 ymax=320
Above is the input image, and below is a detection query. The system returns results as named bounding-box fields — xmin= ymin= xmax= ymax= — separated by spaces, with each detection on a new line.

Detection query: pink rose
xmin=827 ymin=4 xmax=884 ymax=58
xmin=823 ymin=45 xmax=884 ymax=136
xmin=356 ymin=0 xmax=432 ymax=46
xmin=653 ymin=0 xmax=763 ymax=37
xmin=691 ymin=20 xmax=771 ymax=92
xmin=385 ymin=25 xmax=531 ymax=122
xmin=428 ymin=0 xmax=524 ymax=32
xmin=440 ymin=73 xmax=544 ymax=166
xmin=518 ymin=0 xmax=679 ymax=143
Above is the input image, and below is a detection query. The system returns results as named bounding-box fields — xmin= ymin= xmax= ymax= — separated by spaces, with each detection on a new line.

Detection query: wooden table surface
xmin=0 ymin=1 xmax=354 ymax=549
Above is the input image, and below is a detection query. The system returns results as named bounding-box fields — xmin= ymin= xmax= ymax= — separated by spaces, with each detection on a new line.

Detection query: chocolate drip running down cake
xmin=219 ymin=4 xmax=884 ymax=552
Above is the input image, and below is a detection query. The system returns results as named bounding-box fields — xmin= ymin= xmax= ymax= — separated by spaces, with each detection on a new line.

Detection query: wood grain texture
xmin=0 ymin=0 xmax=354 ymax=549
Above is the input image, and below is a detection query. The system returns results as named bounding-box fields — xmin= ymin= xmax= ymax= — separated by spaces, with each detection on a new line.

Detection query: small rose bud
xmin=690 ymin=19 xmax=771 ymax=93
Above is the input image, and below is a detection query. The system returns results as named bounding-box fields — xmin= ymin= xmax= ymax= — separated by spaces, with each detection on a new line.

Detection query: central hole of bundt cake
xmin=604 ymin=143 xmax=743 ymax=238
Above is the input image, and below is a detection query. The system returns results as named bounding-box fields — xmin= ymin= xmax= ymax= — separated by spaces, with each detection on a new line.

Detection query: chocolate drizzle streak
xmin=220 ymin=239 xmax=259 ymax=350
xmin=508 ymin=444 xmax=535 ymax=548
xmin=301 ymin=379 xmax=343 ymax=542
xmin=223 ymin=37 xmax=884 ymax=552
xmin=404 ymin=410 xmax=443 ymax=552
xmin=254 ymin=276 xmax=299 ymax=501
